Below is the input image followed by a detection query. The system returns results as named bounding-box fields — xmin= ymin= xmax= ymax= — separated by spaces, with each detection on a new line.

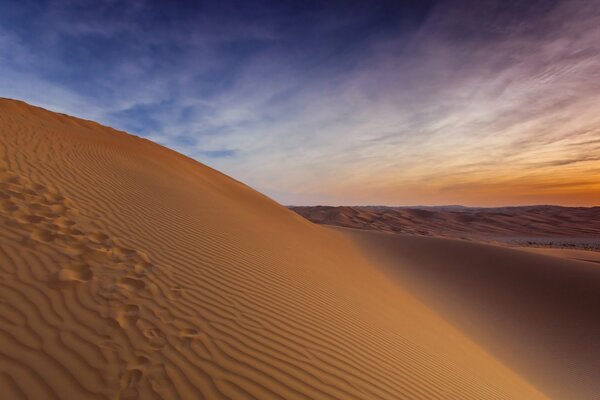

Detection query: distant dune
xmin=291 ymin=205 xmax=600 ymax=251
xmin=0 ymin=98 xmax=578 ymax=399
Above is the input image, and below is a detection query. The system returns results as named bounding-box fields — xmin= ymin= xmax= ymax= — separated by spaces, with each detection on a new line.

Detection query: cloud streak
xmin=0 ymin=0 xmax=598 ymax=206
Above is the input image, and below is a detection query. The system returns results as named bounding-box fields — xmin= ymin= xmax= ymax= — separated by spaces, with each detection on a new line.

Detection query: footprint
xmin=146 ymin=368 xmax=169 ymax=395
xmin=142 ymin=281 xmax=159 ymax=297
xmin=117 ymin=368 xmax=142 ymax=400
xmin=50 ymin=263 xmax=93 ymax=287
xmin=53 ymin=233 xmax=81 ymax=247
xmin=42 ymin=222 xmax=61 ymax=231
xmin=82 ymin=248 xmax=112 ymax=263
xmin=65 ymin=227 xmax=84 ymax=236
xmin=178 ymin=328 xmax=201 ymax=348
xmin=30 ymin=227 xmax=57 ymax=243
xmin=12 ymin=210 xmax=40 ymax=224
xmin=132 ymin=262 xmax=154 ymax=275
xmin=89 ymin=232 xmax=110 ymax=244
xmin=97 ymin=283 xmax=127 ymax=302
xmin=54 ymin=216 xmax=76 ymax=228
xmin=113 ymin=246 xmax=138 ymax=259
xmin=43 ymin=192 xmax=65 ymax=205
xmin=143 ymin=328 xmax=167 ymax=349
xmin=118 ymin=277 xmax=146 ymax=292
xmin=101 ymin=261 xmax=130 ymax=272
xmin=63 ymin=242 xmax=89 ymax=257
xmin=116 ymin=304 xmax=140 ymax=327
xmin=98 ymin=334 xmax=122 ymax=352
xmin=48 ymin=203 xmax=67 ymax=213
xmin=25 ymin=214 xmax=46 ymax=223
xmin=30 ymin=182 xmax=46 ymax=193
xmin=135 ymin=251 xmax=150 ymax=263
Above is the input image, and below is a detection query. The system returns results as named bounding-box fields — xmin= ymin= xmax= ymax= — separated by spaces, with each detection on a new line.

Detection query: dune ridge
xmin=0 ymin=99 xmax=547 ymax=399
xmin=291 ymin=205 xmax=600 ymax=251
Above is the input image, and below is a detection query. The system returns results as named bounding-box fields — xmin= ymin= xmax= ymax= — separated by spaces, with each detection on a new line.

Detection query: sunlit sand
xmin=0 ymin=99 xmax=554 ymax=399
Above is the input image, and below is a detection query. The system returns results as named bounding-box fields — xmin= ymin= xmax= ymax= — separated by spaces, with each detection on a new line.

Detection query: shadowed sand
xmin=291 ymin=205 xmax=600 ymax=251
xmin=341 ymin=227 xmax=600 ymax=400
xmin=0 ymin=99 xmax=549 ymax=399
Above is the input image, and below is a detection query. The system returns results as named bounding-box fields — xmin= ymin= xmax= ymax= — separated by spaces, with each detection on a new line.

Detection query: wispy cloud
xmin=0 ymin=0 xmax=598 ymax=205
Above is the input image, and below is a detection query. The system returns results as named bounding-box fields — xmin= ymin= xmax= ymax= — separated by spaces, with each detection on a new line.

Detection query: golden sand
xmin=0 ymin=99 xmax=549 ymax=399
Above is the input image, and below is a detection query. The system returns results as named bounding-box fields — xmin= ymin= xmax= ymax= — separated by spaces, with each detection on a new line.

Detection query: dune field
xmin=290 ymin=205 xmax=600 ymax=252
xmin=0 ymin=98 xmax=589 ymax=399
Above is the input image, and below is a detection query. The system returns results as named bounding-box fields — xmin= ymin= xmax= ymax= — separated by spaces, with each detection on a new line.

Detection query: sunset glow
xmin=1 ymin=0 xmax=598 ymax=205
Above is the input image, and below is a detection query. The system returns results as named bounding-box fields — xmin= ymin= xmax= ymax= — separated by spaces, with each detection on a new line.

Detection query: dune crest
xmin=0 ymin=99 xmax=546 ymax=399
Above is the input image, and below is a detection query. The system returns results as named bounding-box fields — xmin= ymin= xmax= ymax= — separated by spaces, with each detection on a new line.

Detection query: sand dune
xmin=342 ymin=227 xmax=600 ymax=400
xmin=0 ymin=98 xmax=549 ymax=399
xmin=291 ymin=205 xmax=600 ymax=251
xmin=520 ymin=247 xmax=600 ymax=264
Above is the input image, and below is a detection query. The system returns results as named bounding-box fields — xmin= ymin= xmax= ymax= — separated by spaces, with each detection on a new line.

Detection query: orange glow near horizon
xmin=257 ymin=131 xmax=600 ymax=206
xmin=3 ymin=0 xmax=600 ymax=208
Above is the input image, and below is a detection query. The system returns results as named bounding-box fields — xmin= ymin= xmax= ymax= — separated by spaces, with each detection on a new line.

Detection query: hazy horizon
xmin=1 ymin=0 xmax=599 ymax=206
xmin=288 ymin=203 xmax=599 ymax=208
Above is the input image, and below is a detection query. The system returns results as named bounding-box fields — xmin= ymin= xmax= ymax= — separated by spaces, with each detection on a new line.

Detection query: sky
xmin=1 ymin=0 xmax=599 ymax=206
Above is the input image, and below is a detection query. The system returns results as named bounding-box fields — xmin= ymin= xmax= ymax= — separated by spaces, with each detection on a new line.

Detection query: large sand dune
xmin=343 ymin=228 xmax=600 ymax=399
xmin=0 ymin=99 xmax=551 ymax=399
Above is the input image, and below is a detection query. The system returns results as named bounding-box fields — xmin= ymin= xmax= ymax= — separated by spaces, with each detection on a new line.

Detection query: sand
xmin=342 ymin=227 xmax=600 ymax=400
xmin=519 ymin=247 xmax=600 ymax=264
xmin=291 ymin=205 xmax=600 ymax=251
xmin=0 ymin=98 xmax=550 ymax=399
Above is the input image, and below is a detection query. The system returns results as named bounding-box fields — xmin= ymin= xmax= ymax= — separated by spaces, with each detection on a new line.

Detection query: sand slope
xmin=0 ymin=99 xmax=547 ymax=399
xmin=520 ymin=247 xmax=600 ymax=264
xmin=342 ymin=227 xmax=600 ymax=400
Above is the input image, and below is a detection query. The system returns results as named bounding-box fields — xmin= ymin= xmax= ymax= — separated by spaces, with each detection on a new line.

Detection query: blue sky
xmin=1 ymin=0 xmax=599 ymax=205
